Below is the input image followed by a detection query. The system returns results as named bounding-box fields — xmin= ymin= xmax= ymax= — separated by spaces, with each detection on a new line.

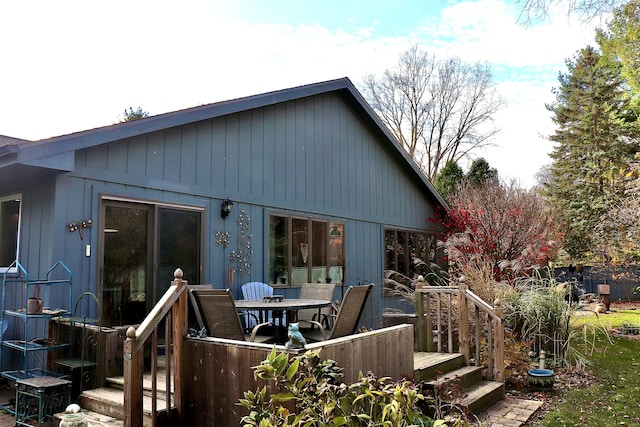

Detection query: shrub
xmin=501 ymin=268 xmax=610 ymax=369
xmin=239 ymin=348 xmax=441 ymax=426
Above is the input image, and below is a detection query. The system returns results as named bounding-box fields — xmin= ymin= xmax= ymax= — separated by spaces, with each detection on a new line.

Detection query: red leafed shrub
xmin=432 ymin=180 xmax=564 ymax=284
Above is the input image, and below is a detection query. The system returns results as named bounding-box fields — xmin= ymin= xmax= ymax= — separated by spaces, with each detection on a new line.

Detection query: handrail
xmin=463 ymin=289 xmax=502 ymax=323
xmin=124 ymin=283 xmax=186 ymax=359
xmin=415 ymin=283 xmax=504 ymax=382
xmin=124 ymin=268 xmax=188 ymax=427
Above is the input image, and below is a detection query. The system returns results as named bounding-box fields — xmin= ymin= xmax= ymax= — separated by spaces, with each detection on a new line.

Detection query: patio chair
xmin=241 ymin=281 xmax=284 ymax=328
xmin=189 ymin=288 xmax=274 ymax=343
xmin=295 ymin=282 xmax=337 ymax=329
xmin=187 ymin=284 xmax=215 ymax=330
xmin=299 ymin=283 xmax=373 ymax=342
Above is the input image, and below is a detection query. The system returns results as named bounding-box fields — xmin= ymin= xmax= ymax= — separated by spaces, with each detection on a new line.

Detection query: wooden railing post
xmin=124 ymin=328 xmax=143 ymax=427
xmin=493 ymin=298 xmax=505 ymax=382
xmin=458 ymin=281 xmax=470 ymax=365
xmin=415 ymin=277 xmax=426 ymax=352
xmin=172 ymin=269 xmax=187 ymax=426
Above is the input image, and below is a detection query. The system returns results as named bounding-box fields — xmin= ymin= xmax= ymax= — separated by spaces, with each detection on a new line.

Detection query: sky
xmin=0 ymin=0 xmax=606 ymax=187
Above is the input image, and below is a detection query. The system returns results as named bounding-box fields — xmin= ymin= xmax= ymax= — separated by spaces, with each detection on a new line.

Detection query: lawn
xmin=533 ymin=306 xmax=640 ymax=426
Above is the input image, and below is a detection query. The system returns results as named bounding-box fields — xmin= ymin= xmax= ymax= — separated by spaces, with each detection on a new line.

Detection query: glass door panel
xmin=156 ymin=208 xmax=201 ymax=300
xmin=102 ymin=204 xmax=150 ymax=326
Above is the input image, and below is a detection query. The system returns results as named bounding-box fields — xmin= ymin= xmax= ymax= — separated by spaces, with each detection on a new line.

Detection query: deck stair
xmin=54 ymin=365 xmax=173 ymax=427
xmin=414 ymin=352 xmax=504 ymax=414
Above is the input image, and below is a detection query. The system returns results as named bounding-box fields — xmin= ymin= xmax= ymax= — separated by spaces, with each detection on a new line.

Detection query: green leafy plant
xmin=239 ymin=348 xmax=434 ymax=426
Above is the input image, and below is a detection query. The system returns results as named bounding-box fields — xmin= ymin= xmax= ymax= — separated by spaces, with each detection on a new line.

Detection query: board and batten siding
xmin=74 ymin=93 xmax=435 ymax=225
xmin=61 ymin=91 xmax=439 ymax=326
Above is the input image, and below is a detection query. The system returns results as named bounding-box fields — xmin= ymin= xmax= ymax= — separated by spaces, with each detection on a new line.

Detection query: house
xmin=0 ymin=77 xmax=447 ymax=370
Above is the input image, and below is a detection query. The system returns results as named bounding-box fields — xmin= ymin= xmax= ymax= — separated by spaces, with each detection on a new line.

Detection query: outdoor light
xmin=221 ymin=199 xmax=234 ymax=219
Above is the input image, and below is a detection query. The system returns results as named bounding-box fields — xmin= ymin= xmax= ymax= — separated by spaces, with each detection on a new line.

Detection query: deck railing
xmin=415 ymin=282 xmax=504 ymax=382
xmin=123 ymin=269 xmax=188 ymax=427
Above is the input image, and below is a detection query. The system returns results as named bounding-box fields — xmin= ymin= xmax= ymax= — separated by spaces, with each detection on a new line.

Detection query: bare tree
xmin=517 ymin=0 xmax=623 ymax=23
xmin=362 ymin=46 xmax=502 ymax=181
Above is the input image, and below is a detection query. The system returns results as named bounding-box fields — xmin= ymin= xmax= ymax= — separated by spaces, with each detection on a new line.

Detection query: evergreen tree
xmin=434 ymin=160 xmax=464 ymax=201
xmin=120 ymin=107 xmax=149 ymax=122
xmin=466 ymin=157 xmax=498 ymax=186
xmin=598 ymin=1 xmax=640 ymax=99
xmin=546 ymin=45 xmax=637 ymax=259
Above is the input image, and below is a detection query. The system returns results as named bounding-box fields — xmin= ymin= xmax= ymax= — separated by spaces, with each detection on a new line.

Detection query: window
xmin=0 ymin=194 xmax=21 ymax=273
xmin=384 ymin=228 xmax=436 ymax=279
xmin=269 ymin=214 xmax=344 ymax=286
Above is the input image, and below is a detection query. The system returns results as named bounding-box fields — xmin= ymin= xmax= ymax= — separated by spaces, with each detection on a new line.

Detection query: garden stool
xmin=14 ymin=376 xmax=71 ymax=427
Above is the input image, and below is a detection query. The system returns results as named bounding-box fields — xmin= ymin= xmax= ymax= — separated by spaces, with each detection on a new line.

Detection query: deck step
xmin=426 ymin=365 xmax=483 ymax=390
xmin=413 ymin=352 xmax=465 ymax=382
xmin=106 ymin=371 xmax=173 ymax=398
xmin=78 ymin=387 xmax=169 ymax=426
xmin=413 ymin=353 xmax=505 ymax=415
xmin=460 ymin=381 xmax=505 ymax=414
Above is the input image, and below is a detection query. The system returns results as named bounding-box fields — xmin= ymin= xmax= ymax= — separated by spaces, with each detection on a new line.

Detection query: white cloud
xmin=0 ymin=0 xmax=601 ymax=187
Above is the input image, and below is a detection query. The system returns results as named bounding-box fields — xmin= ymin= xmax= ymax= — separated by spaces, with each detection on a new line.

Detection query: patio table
xmin=235 ymin=298 xmax=331 ymax=342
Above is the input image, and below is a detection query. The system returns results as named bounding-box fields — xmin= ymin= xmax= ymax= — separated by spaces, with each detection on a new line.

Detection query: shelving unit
xmin=0 ymin=261 xmax=72 ymax=382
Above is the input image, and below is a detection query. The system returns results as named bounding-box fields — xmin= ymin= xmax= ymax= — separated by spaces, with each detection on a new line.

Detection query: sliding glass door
xmin=100 ymin=199 xmax=202 ymax=326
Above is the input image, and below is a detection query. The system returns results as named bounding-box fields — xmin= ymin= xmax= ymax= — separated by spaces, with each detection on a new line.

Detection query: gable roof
xmin=0 ymin=77 xmax=447 ymax=209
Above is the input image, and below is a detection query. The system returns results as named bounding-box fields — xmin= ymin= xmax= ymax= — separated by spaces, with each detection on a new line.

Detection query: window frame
xmin=268 ymin=213 xmax=345 ymax=287
xmin=0 ymin=194 xmax=22 ymax=274
xmin=384 ymin=228 xmax=437 ymax=280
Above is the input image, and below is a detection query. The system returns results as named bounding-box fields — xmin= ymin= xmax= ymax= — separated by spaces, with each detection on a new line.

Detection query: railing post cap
xmin=415 ymin=275 xmax=425 ymax=289
xmin=174 ymin=268 xmax=184 ymax=279
xmin=126 ymin=326 xmax=137 ymax=340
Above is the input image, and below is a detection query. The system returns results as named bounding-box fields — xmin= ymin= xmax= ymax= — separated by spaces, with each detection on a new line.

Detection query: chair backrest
xmin=187 ymin=284 xmax=214 ymax=330
xmin=297 ymin=283 xmax=336 ymax=321
xmin=241 ymin=282 xmax=275 ymax=327
xmin=189 ymin=288 xmax=246 ymax=341
xmin=328 ymin=284 xmax=373 ymax=340
xmin=241 ymin=282 xmax=273 ymax=300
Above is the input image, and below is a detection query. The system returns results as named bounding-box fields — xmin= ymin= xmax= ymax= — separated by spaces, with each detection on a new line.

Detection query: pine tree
xmin=434 ymin=160 xmax=464 ymax=201
xmin=466 ymin=157 xmax=499 ymax=186
xmin=546 ymin=45 xmax=636 ymax=259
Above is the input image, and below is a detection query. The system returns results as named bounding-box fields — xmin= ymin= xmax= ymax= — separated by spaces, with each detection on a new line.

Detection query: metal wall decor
xmin=68 ymin=219 xmax=92 ymax=240
xmin=215 ymin=230 xmax=230 ymax=247
xmin=229 ymin=210 xmax=252 ymax=275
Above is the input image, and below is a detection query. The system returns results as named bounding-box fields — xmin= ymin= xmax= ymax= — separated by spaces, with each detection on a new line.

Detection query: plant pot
xmin=27 ymin=297 xmax=43 ymax=314
xmin=527 ymin=368 xmax=555 ymax=388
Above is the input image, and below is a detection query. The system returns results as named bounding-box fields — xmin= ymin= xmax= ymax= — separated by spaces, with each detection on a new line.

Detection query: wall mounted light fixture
xmin=221 ymin=199 xmax=234 ymax=219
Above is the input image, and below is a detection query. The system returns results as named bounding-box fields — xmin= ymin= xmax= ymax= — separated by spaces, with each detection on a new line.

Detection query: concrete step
xmin=426 ymin=365 xmax=483 ymax=390
xmin=460 ymin=381 xmax=505 ymax=414
xmin=54 ymin=408 xmax=124 ymax=427
xmin=413 ymin=352 xmax=465 ymax=382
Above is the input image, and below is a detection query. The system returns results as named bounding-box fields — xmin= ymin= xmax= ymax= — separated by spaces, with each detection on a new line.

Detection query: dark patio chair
xmin=299 ymin=283 xmax=373 ymax=342
xmin=295 ymin=282 xmax=337 ymax=329
xmin=189 ymin=288 xmax=274 ymax=343
xmin=187 ymin=284 xmax=215 ymax=330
